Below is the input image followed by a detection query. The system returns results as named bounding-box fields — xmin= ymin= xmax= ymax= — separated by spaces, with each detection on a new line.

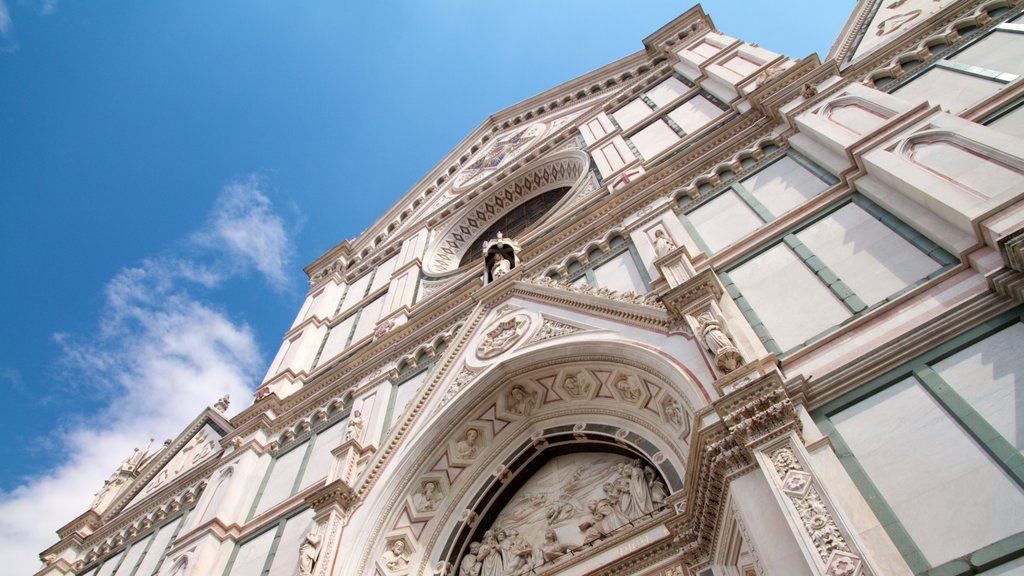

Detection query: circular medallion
xmin=453 ymin=123 xmax=547 ymax=191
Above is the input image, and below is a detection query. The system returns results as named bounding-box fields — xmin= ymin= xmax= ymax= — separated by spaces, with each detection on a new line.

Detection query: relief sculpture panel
xmin=459 ymin=453 xmax=668 ymax=576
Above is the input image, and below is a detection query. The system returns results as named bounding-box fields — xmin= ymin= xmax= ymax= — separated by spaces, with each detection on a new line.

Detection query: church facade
xmin=37 ymin=1 xmax=1024 ymax=575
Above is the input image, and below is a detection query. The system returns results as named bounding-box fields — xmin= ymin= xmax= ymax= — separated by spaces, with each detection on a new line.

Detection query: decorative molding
xmin=525 ymin=317 xmax=583 ymax=346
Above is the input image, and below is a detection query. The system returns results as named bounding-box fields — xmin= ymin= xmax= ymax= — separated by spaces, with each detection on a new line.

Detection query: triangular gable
xmin=108 ymin=408 xmax=232 ymax=518
xmin=830 ymin=0 xmax=959 ymax=65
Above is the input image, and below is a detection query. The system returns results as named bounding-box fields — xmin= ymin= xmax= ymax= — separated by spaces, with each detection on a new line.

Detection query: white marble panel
xmin=113 ymin=535 xmax=151 ymax=576
xmin=338 ymin=272 xmax=372 ymax=316
xmin=133 ymin=517 xmax=182 ymax=576
xmin=932 ymin=322 xmax=1024 ymax=454
xmin=687 ymin=191 xmax=764 ymax=253
xmin=728 ymin=244 xmax=851 ymax=351
xmin=833 ymin=378 xmax=1024 ymax=566
xmin=95 ymin=552 xmax=124 ymax=576
xmin=318 ymin=315 xmax=356 ymax=365
xmin=227 ymin=528 xmax=276 ymax=576
xmin=630 ymin=120 xmax=679 ymax=160
xmin=894 ymin=67 xmax=1002 ymax=113
xmin=647 ymin=76 xmax=689 ymax=108
xmin=612 ymin=99 xmax=653 ymax=131
xmin=592 ymin=252 xmax=647 ymax=294
xmin=350 ymin=294 xmax=387 ymax=344
xmin=391 ymin=371 xmax=429 ymax=427
xmin=300 ymin=419 xmax=347 ymax=488
xmin=268 ymin=509 xmax=316 ymax=576
xmin=795 ymin=203 xmax=941 ymax=307
xmin=722 ymin=53 xmax=760 ymax=77
xmin=255 ymin=443 xmax=307 ymax=516
xmin=666 ymin=96 xmax=725 ymax=134
xmin=950 ymin=31 xmax=1024 ymax=77
xmin=370 ymin=255 xmax=399 ymax=293
xmin=741 ymin=156 xmax=828 ymax=217
xmin=989 ymin=105 xmax=1024 ymax=139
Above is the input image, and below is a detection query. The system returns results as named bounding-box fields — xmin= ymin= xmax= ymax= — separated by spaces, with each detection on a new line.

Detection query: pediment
xmin=831 ymin=0 xmax=958 ymax=65
xmin=109 ymin=408 xmax=232 ymax=517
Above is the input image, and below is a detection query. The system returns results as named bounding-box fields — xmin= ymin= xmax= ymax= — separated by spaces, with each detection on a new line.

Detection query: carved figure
xmin=539 ymin=529 xmax=568 ymax=563
xmin=477 ymin=315 xmax=529 ymax=359
xmin=578 ymin=515 xmax=603 ymax=543
xmin=664 ymin=398 xmax=684 ymax=427
xmin=455 ymin=429 xmax=480 ymax=459
xmin=491 ymin=253 xmax=512 ymax=278
xmin=507 ymin=385 xmax=536 ymax=416
xmin=214 ymin=394 xmax=230 ymax=413
xmin=382 ymin=540 xmax=409 ymax=571
xmin=653 ymin=229 xmax=677 ymax=258
xmin=615 ymin=374 xmax=643 ymax=401
xmin=563 ymin=372 xmax=589 ymax=396
xmin=591 ymin=498 xmax=628 ymax=533
xmin=503 ymin=529 xmax=534 ymax=576
xmin=345 ymin=410 xmax=364 ymax=442
xmin=478 ymin=531 xmax=504 ymax=576
xmin=459 ymin=542 xmax=482 ymax=576
xmin=693 ymin=311 xmax=744 ymax=373
xmin=413 ymin=480 xmax=443 ymax=512
xmin=298 ymin=531 xmax=321 ymax=576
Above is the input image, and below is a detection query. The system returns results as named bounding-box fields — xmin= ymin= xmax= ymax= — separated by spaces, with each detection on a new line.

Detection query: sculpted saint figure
xmin=615 ymin=374 xmax=643 ymax=401
xmin=382 ymin=540 xmax=409 ymax=571
xmin=413 ymin=480 xmax=443 ymax=512
xmin=503 ymin=529 xmax=534 ymax=576
xmin=653 ymin=229 xmax=677 ymax=258
xmin=693 ymin=310 xmax=744 ymax=372
xmin=459 ymin=542 xmax=482 ymax=576
xmin=507 ymin=385 xmax=536 ymax=416
xmin=455 ymin=429 xmax=481 ymax=459
xmin=478 ymin=530 xmax=504 ymax=576
xmin=298 ymin=531 xmax=321 ymax=576
xmin=491 ymin=253 xmax=511 ymax=279
xmin=345 ymin=410 xmax=364 ymax=442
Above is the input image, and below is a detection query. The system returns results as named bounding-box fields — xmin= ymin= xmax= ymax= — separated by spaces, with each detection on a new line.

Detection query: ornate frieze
xmin=476 ymin=314 xmax=531 ymax=359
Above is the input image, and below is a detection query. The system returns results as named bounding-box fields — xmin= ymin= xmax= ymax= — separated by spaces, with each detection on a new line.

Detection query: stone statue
xmin=653 ymin=229 xmax=677 ymax=258
xmin=382 ymin=540 xmax=409 ymax=571
xmin=298 ymin=531 xmax=321 ymax=576
xmin=491 ymin=253 xmax=511 ymax=278
xmin=693 ymin=311 xmax=743 ymax=373
xmin=663 ymin=398 xmax=684 ymax=427
xmin=413 ymin=480 xmax=443 ymax=512
xmin=345 ymin=410 xmax=364 ymax=443
xmin=214 ymin=394 xmax=230 ymax=413
xmin=503 ymin=529 xmax=534 ymax=576
xmin=562 ymin=372 xmax=589 ymax=396
xmin=459 ymin=542 xmax=482 ymax=576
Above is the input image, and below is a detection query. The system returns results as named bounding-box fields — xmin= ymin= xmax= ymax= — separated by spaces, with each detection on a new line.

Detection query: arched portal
xmin=354 ymin=338 xmax=709 ymax=576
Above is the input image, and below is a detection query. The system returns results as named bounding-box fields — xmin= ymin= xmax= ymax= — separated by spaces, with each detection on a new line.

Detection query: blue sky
xmin=0 ymin=1 xmax=852 ymax=572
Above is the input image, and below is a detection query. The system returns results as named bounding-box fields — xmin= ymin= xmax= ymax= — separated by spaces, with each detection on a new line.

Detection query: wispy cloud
xmin=34 ymin=0 xmax=58 ymax=16
xmin=0 ymin=1 xmax=18 ymax=53
xmin=0 ymin=175 xmax=296 ymax=575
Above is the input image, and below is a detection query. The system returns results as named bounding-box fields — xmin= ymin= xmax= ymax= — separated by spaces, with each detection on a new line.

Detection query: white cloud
xmin=0 ymin=1 xmax=17 ymax=53
xmin=193 ymin=175 xmax=293 ymax=290
xmin=0 ymin=176 xmax=295 ymax=575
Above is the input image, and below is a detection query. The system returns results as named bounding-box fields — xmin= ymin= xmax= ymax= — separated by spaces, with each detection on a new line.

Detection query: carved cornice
xmin=305 ymin=479 xmax=360 ymax=514
xmin=659 ymin=269 xmax=723 ymax=322
xmin=714 ymin=371 xmax=799 ymax=449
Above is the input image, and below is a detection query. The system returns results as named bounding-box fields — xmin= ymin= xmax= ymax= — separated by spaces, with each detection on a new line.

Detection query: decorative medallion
xmin=476 ymin=314 xmax=530 ymax=359
xmin=781 ymin=469 xmax=813 ymax=499
xmin=453 ymin=123 xmax=547 ymax=190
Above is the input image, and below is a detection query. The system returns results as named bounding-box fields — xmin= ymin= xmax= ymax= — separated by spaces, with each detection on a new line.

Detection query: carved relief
xmin=413 ymin=480 xmax=445 ymax=513
xmin=454 ymin=429 xmax=483 ymax=460
xmin=457 ymin=453 xmax=668 ymax=576
xmin=345 ymin=410 xmax=365 ymax=443
xmin=652 ymin=229 xmax=678 ymax=258
xmin=560 ymin=371 xmax=592 ymax=398
xmin=614 ymin=374 xmax=645 ymax=402
xmin=476 ymin=315 xmax=530 ymax=359
xmin=691 ymin=310 xmax=744 ymax=373
xmin=382 ymin=539 xmax=410 ymax=572
xmin=298 ymin=531 xmax=322 ymax=576
xmin=506 ymin=385 xmax=538 ymax=417
xmin=525 ymin=318 xmax=581 ymax=346
xmin=441 ymin=366 xmax=480 ymax=407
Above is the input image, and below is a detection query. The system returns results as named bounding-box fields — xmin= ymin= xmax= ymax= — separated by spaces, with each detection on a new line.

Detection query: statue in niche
xmin=477 ymin=530 xmax=504 ymax=576
xmin=382 ymin=540 xmax=409 ymax=571
xmin=297 ymin=531 xmax=321 ymax=576
xmin=459 ymin=542 xmax=482 ymax=576
xmin=491 ymin=253 xmax=512 ymax=278
xmin=345 ymin=410 xmax=364 ymax=443
xmin=507 ymin=385 xmax=536 ymax=416
xmin=413 ymin=480 xmax=444 ymax=512
xmin=539 ymin=529 xmax=568 ymax=563
xmin=562 ymin=372 xmax=590 ymax=397
xmin=455 ymin=429 xmax=481 ymax=459
xmin=653 ymin=229 xmax=677 ymax=258
xmin=692 ymin=310 xmax=744 ymax=373
xmin=615 ymin=374 xmax=643 ymax=401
